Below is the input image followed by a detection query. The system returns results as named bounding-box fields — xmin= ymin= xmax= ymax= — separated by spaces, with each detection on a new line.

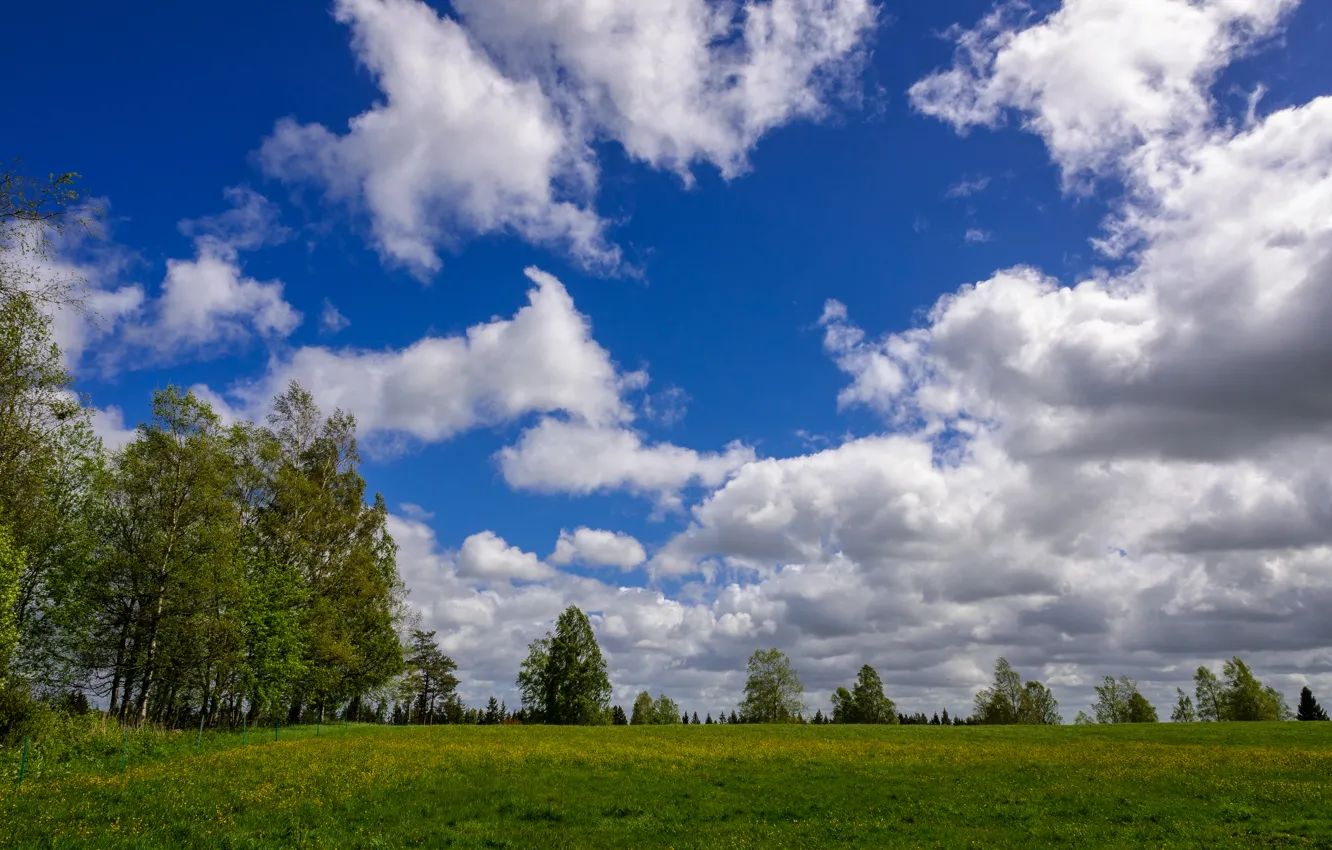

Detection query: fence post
xmin=17 ymin=735 xmax=29 ymax=785
xmin=121 ymin=728 xmax=128 ymax=771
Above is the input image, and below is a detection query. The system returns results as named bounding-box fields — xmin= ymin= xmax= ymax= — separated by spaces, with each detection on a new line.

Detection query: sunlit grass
xmin=3 ymin=723 xmax=1329 ymax=847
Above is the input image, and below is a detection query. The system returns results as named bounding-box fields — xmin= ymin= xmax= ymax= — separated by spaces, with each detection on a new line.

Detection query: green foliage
xmin=1193 ymin=658 xmax=1290 ymax=722
xmin=405 ymin=630 xmax=459 ymax=723
xmin=630 ymin=690 xmax=654 ymax=726
xmin=516 ymin=606 xmax=611 ymax=725
xmin=1093 ymin=676 xmax=1157 ymax=723
xmin=972 ymin=658 xmax=1060 ymax=725
xmin=1297 ymin=687 xmax=1329 ymax=722
xmin=740 ymin=647 xmax=804 ymax=723
xmin=0 ymin=525 xmax=21 ymax=685
xmin=1171 ymin=688 xmax=1198 ymax=723
xmin=831 ymin=665 xmax=898 ymax=724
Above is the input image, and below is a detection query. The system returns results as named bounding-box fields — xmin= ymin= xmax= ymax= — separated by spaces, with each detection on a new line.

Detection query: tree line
xmin=394 ymin=606 xmax=1330 ymax=728
xmin=1 ymin=166 xmax=404 ymax=738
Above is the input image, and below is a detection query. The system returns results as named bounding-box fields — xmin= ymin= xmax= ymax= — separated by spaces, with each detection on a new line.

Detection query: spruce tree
xmin=705 ymin=713 xmax=713 ymax=724
xmin=1297 ymin=686 xmax=1329 ymax=721
xmin=692 ymin=711 xmax=700 ymax=725
xmin=941 ymin=708 xmax=950 ymax=725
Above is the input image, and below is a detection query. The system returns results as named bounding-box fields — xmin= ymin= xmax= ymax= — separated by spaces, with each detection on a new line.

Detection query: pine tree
xmin=516 ymin=606 xmax=611 ymax=725
xmin=692 ymin=711 xmax=700 ymax=725
xmin=729 ymin=710 xmax=738 ymax=724
xmin=813 ymin=709 xmax=824 ymax=725
xmin=1297 ymin=687 xmax=1329 ymax=721
xmin=941 ymin=708 xmax=950 ymax=725
xmin=705 ymin=713 xmax=713 ymax=724
xmin=610 ymin=704 xmax=628 ymax=725
xmin=930 ymin=712 xmax=941 ymax=725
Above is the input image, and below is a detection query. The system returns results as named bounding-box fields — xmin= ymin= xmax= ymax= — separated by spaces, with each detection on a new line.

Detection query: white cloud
xmin=457 ymin=0 xmax=878 ymax=179
xmin=946 ymin=175 xmax=991 ymax=197
xmin=261 ymin=0 xmax=879 ymax=275
xmin=89 ymin=405 xmax=138 ymax=452
xmin=220 ymin=267 xmax=632 ymax=441
xmin=551 ymin=527 xmax=647 ymax=571
xmin=320 ymin=299 xmax=350 ymax=334
xmin=47 ymin=188 xmax=301 ymax=373
xmin=909 ymin=0 xmax=1297 ymax=184
xmin=497 ymin=418 xmax=755 ymax=508
xmin=260 ymin=0 xmax=614 ymax=277
xmin=457 ymin=531 xmax=555 ymax=582
xmin=963 ymin=228 xmax=992 ymax=243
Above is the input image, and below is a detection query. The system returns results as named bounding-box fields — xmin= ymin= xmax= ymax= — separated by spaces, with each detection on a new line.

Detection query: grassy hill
xmin=3 ymin=722 xmax=1330 ymax=847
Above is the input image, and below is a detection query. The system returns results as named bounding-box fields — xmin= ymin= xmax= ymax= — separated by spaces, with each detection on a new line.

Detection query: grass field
xmin=2 ymin=722 xmax=1330 ymax=848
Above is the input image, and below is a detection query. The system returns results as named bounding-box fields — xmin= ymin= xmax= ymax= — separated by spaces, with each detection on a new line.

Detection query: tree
xmin=729 ymin=710 xmax=738 ymax=724
xmin=1127 ymin=692 xmax=1158 ymax=723
xmin=1170 ymin=688 xmax=1198 ymax=723
xmin=1221 ymin=657 xmax=1288 ymax=721
xmin=739 ymin=648 xmax=804 ymax=723
xmin=1 ymin=164 xmax=98 ymax=306
xmin=0 ymin=525 xmax=21 ymax=686
xmin=1296 ymin=687 xmax=1329 ymax=721
xmin=1074 ymin=711 xmax=1095 ymax=725
xmin=941 ymin=708 xmax=950 ymax=725
xmin=1194 ymin=666 xmax=1224 ymax=722
xmin=484 ymin=696 xmax=501 ymax=725
xmin=611 ymin=705 xmax=628 ymax=725
xmin=705 ymin=713 xmax=713 ymax=724
xmin=1093 ymin=676 xmax=1157 ymax=723
xmin=631 ymin=690 xmax=655 ymax=725
xmin=692 ymin=711 xmax=700 ymax=725
xmin=973 ymin=658 xmax=1025 ymax=724
xmin=653 ymin=694 xmax=680 ymax=724
xmin=516 ymin=606 xmax=611 ymax=725
xmin=406 ymin=633 xmax=458 ymax=724
xmin=1019 ymin=681 xmax=1062 ymax=725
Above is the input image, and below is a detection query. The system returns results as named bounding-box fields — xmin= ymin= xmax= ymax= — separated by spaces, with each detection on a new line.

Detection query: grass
xmin=2 ymin=722 xmax=1330 ymax=848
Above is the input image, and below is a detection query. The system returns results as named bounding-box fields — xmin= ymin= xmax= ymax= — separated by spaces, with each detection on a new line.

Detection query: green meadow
xmin=2 ymin=723 xmax=1330 ymax=848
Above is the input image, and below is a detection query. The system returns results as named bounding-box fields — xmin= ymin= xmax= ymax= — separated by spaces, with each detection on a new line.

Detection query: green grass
xmin=2 ymin=723 xmax=1330 ymax=848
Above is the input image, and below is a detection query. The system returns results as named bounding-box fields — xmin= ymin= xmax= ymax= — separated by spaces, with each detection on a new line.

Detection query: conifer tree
xmin=1297 ymin=687 xmax=1329 ymax=721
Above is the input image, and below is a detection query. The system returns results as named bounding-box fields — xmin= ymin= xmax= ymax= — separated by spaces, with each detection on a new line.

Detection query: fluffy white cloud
xmin=909 ymin=0 xmax=1297 ymax=183
xmin=222 ymin=267 xmax=631 ymax=440
xmin=551 ymin=527 xmax=647 ymax=570
xmin=262 ymin=0 xmax=878 ymax=275
xmin=48 ymin=188 xmax=301 ymax=373
xmin=497 ymin=418 xmax=755 ymax=507
xmin=261 ymin=0 xmax=611 ymax=278
xmin=456 ymin=0 xmax=878 ymax=179
xmin=457 ymin=531 xmax=555 ymax=582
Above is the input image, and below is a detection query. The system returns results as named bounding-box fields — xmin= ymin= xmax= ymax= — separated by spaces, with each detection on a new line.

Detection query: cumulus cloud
xmin=909 ymin=0 xmax=1297 ymax=183
xmin=457 ymin=531 xmax=555 ymax=582
xmin=49 ymin=187 xmax=301 ymax=373
xmin=261 ymin=0 xmax=879 ymax=276
xmin=551 ymin=527 xmax=648 ymax=571
xmin=220 ymin=267 xmax=631 ymax=440
xmin=497 ymin=418 xmax=755 ymax=508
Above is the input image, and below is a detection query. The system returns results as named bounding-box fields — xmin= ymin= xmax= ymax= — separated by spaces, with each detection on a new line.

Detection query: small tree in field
xmin=1297 ymin=687 xmax=1328 ymax=721
xmin=740 ymin=648 xmax=804 ymax=723
xmin=1171 ymin=688 xmax=1198 ymax=722
xmin=516 ymin=606 xmax=612 ymax=725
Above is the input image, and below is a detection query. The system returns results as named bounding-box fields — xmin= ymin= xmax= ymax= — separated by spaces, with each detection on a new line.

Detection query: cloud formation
xmin=410 ymin=0 xmax=1332 ymax=717
xmin=261 ymin=0 xmax=879 ymax=276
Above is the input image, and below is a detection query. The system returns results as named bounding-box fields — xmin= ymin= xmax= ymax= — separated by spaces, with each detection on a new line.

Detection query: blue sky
xmin=7 ymin=0 xmax=1332 ymax=717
